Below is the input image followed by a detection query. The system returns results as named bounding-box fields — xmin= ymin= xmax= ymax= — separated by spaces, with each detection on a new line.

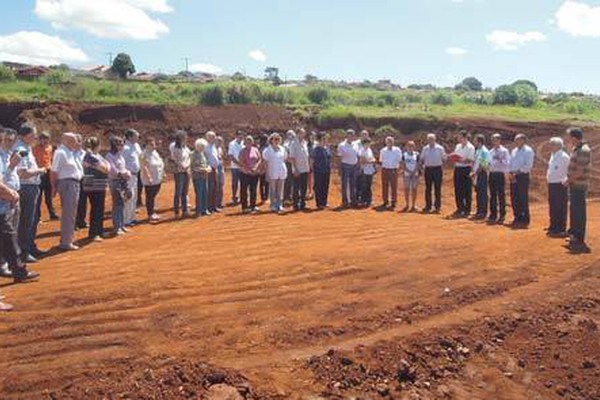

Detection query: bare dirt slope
xmin=0 ymin=177 xmax=598 ymax=399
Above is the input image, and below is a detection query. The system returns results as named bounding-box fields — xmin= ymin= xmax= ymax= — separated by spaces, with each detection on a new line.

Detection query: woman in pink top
xmin=238 ymin=136 xmax=262 ymax=213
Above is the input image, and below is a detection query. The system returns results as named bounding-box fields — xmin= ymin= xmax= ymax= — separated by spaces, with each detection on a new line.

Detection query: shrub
xmin=512 ymin=79 xmax=538 ymax=92
xmin=307 ymin=87 xmax=330 ymax=104
xmin=44 ymin=69 xmax=71 ymax=85
xmin=455 ymin=77 xmax=483 ymax=92
xmin=199 ymin=85 xmax=225 ymax=106
xmin=430 ymin=91 xmax=454 ymax=106
xmin=374 ymin=124 xmax=399 ymax=138
xmin=0 ymin=65 xmax=15 ymax=82
xmin=226 ymin=85 xmax=254 ymax=104
xmin=514 ymin=84 xmax=538 ymax=107
xmin=462 ymin=92 xmax=493 ymax=105
xmin=494 ymin=85 xmax=518 ymax=105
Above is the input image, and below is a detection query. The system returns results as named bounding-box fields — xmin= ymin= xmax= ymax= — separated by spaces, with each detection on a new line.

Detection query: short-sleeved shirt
xmin=473 ymin=146 xmax=491 ymax=173
xmin=0 ymin=150 xmax=20 ymax=191
xmin=380 ymin=146 xmax=403 ymax=169
xmin=454 ymin=142 xmax=476 ymax=168
xmin=262 ymin=145 xmax=288 ymax=180
xmin=171 ymin=146 xmax=191 ymax=173
xmin=105 ymin=151 xmax=128 ymax=180
xmin=140 ymin=149 xmax=165 ymax=185
xmin=51 ymin=145 xmax=84 ymax=181
xmin=420 ymin=143 xmax=446 ymax=167
xmin=13 ymin=139 xmax=41 ymax=186
xmin=228 ymin=140 xmax=244 ymax=169
xmin=403 ymin=151 xmax=419 ymax=176
xmin=568 ymin=143 xmax=592 ymax=189
xmin=33 ymin=144 xmax=53 ymax=170
xmin=337 ymin=140 xmax=359 ymax=165
xmin=239 ymin=146 xmax=262 ymax=175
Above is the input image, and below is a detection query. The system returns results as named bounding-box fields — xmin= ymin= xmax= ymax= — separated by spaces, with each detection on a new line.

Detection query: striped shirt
xmin=568 ymin=143 xmax=592 ymax=189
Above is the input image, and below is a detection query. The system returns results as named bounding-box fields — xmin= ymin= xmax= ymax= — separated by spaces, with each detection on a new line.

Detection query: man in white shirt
xmin=205 ymin=131 xmax=222 ymax=213
xmin=470 ymin=134 xmax=491 ymax=220
xmin=488 ymin=133 xmax=510 ymax=224
xmin=420 ymin=133 xmax=446 ymax=213
xmin=546 ymin=137 xmax=570 ymax=237
xmin=337 ymin=129 xmax=359 ymax=208
xmin=227 ymin=131 xmax=244 ymax=205
xmin=289 ymin=129 xmax=311 ymax=211
xmin=379 ymin=136 xmax=402 ymax=209
xmin=509 ymin=133 xmax=535 ymax=228
xmin=51 ymin=133 xmax=84 ymax=251
xmin=123 ymin=129 xmax=142 ymax=226
xmin=451 ymin=131 xmax=476 ymax=218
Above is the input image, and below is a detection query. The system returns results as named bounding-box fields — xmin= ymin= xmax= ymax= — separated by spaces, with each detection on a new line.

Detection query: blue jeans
xmin=18 ymin=184 xmax=40 ymax=257
xmin=231 ymin=168 xmax=241 ymax=202
xmin=193 ymin=176 xmax=208 ymax=215
xmin=110 ymin=184 xmax=125 ymax=231
xmin=173 ymin=172 xmax=190 ymax=214
xmin=340 ymin=163 xmax=357 ymax=206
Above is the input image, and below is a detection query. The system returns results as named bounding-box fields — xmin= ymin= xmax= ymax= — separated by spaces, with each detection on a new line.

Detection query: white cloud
xmin=445 ymin=47 xmax=468 ymax=56
xmin=189 ymin=63 xmax=223 ymax=75
xmin=0 ymin=31 xmax=88 ymax=65
xmin=556 ymin=1 xmax=600 ymax=37
xmin=34 ymin=0 xmax=172 ymax=40
xmin=248 ymin=49 xmax=267 ymax=62
xmin=486 ymin=30 xmax=547 ymax=50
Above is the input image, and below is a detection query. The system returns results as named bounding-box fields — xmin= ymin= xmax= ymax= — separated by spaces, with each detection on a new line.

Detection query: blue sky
xmin=2 ymin=1 xmax=600 ymax=93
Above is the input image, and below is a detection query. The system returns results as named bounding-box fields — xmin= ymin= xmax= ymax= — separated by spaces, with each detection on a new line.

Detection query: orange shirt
xmin=33 ymin=144 xmax=53 ymax=170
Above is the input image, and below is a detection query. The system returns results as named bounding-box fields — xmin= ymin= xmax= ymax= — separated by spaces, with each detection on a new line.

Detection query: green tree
xmin=514 ymin=83 xmax=538 ymax=107
xmin=231 ymin=72 xmax=246 ymax=81
xmin=0 ymin=65 xmax=16 ymax=82
xmin=111 ymin=53 xmax=136 ymax=79
xmin=512 ymin=80 xmax=538 ymax=92
xmin=493 ymin=85 xmax=518 ymax=105
xmin=456 ymin=77 xmax=483 ymax=91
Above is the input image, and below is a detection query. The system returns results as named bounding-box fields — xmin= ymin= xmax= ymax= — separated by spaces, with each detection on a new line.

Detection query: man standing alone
xmin=509 ymin=134 xmax=535 ymax=228
xmin=566 ymin=128 xmax=592 ymax=252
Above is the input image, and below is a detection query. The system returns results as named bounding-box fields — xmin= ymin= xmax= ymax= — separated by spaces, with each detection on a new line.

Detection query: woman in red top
xmin=238 ymin=136 xmax=262 ymax=213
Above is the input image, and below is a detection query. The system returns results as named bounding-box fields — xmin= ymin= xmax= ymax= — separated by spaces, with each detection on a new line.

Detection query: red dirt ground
xmin=0 ymin=103 xmax=598 ymax=399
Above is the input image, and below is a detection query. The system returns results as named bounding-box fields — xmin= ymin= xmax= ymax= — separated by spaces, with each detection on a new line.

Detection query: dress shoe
xmin=14 ymin=270 xmax=40 ymax=283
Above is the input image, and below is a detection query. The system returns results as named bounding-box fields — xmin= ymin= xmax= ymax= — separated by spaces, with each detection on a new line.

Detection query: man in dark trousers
xmin=488 ymin=134 xmax=510 ymax=225
xmin=470 ymin=134 xmax=490 ymax=220
xmin=420 ymin=133 xmax=446 ymax=214
xmin=545 ymin=137 xmax=570 ymax=237
xmin=509 ymin=134 xmax=535 ymax=228
xmin=451 ymin=131 xmax=475 ymax=218
xmin=566 ymin=128 xmax=592 ymax=252
xmin=33 ymin=132 xmax=59 ymax=220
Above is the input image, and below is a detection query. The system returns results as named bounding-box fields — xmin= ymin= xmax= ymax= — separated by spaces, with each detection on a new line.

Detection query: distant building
xmin=16 ymin=66 xmax=50 ymax=80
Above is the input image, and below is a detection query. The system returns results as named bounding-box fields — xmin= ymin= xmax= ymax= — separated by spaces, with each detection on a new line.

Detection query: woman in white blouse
xmin=262 ymin=133 xmax=288 ymax=213
xmin=140 ymin=136 xmax=165 ymax=222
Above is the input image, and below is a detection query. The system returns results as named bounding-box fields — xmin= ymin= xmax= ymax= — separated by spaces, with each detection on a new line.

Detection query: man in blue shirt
xmin=509 ymin=133 xmax=535 ymax=228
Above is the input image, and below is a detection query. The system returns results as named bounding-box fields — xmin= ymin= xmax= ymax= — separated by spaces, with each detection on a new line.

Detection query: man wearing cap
xmin=33 ymin=132 xmax=59 ymax=221
xmin=509 ymin=133 xmax=535 ymax=228
xmin=470 ymin=134 xmax=491 ymax=220
xmin=51 ymin=133 xmax=84 ymax=251
xmin=13 ymin=123 xmax=46 ymax=263
xmin=488 ymin=133 xmax=510 ymax=224
xmin=123 ymin=129 xmax=142 ymax=226
xmin=337 ymin=129 xmax=360 ymax=208
xmin=566 ymin=128 xmax=592 ymax=252
xmin=420 ymin=133 xmax=447 ymax=213
xmin=228 ymin=131 xmax=244 ymax=205
xmin=546 ymin=137 xmax=570 ymax=237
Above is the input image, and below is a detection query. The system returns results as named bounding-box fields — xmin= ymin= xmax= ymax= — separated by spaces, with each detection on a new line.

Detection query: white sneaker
xmin=116 ymin=229 xmax=126 ymax=236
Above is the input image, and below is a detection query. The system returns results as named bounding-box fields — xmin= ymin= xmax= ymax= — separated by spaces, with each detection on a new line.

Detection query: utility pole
xmin=183 ymin=57 xmax=190 ymax=73
xmin=106 ymin=52 xmax=113 ymax=66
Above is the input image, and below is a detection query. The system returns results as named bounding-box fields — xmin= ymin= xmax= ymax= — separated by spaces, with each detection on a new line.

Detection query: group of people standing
xmin=0 ymin=122 xmax=593 ymax=312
